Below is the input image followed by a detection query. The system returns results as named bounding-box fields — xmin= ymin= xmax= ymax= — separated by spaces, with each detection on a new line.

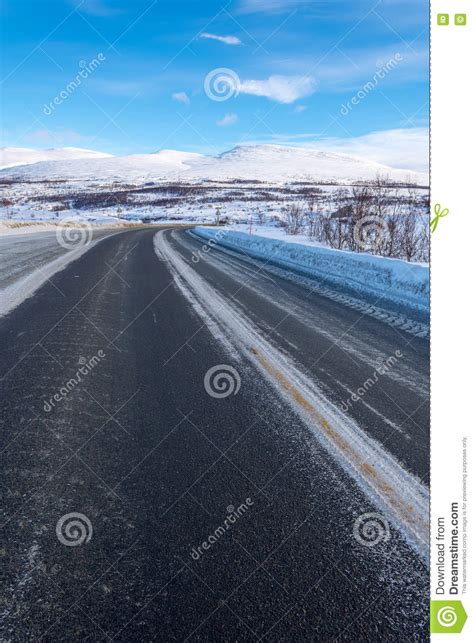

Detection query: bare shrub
xmin=281 ymin=203 xmax=305 ymax=235
xmin=278 ymin=176 xmax=429 ymax=263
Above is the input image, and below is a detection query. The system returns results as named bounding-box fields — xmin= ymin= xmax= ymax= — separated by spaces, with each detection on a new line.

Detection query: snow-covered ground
xmin=192 ymin=226 xmax=429 ymax=320
xmin=1 ymin=144 xmax=428 ymax=231
xmin=0 ymin=221 xmax=68 ymax=236
xmin=0 ymin=144 xmax=429 ymax=271
xmin=222 ymin=224 xmax=429 ymax=266
xmin=1 ymin=177 xmax=427 ymax=230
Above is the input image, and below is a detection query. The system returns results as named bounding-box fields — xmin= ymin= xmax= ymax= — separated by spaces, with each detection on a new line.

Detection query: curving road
xmin=0 ymin=227 xmax=429 ymax=641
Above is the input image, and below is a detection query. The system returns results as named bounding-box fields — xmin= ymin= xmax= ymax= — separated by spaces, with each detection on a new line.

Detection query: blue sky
xmin=0 ymin=0 xmax=429 ymax=169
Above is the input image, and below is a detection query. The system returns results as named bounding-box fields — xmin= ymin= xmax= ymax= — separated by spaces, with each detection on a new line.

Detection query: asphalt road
xmin=0 ymin=229 xmax=117 ymax=289
xmin=0 ymin=227 xmax=429 ymax=641
xmin=0 ymin=228 xmax=120 ymax=317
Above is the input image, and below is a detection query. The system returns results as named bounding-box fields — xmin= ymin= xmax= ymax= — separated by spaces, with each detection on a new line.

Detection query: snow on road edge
xmin=154 ymin=229 xmax=429 ymax=559
xmin=0 ymin=233 xmax=115 ymax=317
xmin=193 ymin=227 xmax=429 ymax=315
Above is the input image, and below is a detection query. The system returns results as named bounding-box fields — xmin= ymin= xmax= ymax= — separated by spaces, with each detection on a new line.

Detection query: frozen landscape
xmin=1 ymin=144 xmax=429 ymax=259
xmin=0 ymin=143 xmax=429 ymax=317
xmin=1 ymin=0 xmax=431 ymax=638
xmin=0 ymin=102 xmax=430 ymax=643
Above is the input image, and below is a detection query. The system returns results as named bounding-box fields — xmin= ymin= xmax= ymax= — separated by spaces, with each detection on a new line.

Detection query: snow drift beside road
xmin=193 ymin=227 xmax=429 ymax=315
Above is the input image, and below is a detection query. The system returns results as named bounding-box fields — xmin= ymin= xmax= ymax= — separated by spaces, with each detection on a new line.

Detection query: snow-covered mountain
xmin=0 ymin=144 xmax=428 ymax=185
xmin=1 ymin=149 xmax=205 ymax=180
xmin=191 ymin=145 xmax=427 ymax=184
xmin=0 ymin=147 xmax=113 ymax=170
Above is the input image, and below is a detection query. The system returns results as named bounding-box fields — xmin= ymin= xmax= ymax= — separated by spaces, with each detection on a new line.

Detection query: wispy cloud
xmin=239 ymin=74 xmax=316 ymax=104
xmin=314 ymin=128 xmax=428 ymax=172
xmin=94 ymin=79 xmax=144 ymax=96
xmin=73 ymin=0 xmax=123 ymax=17
xmin=274 ymin=45 xmax=428 ymax=92
xmin=263 ymin=127 xmax=429 ymax=172
xmin=237 ymin=0 xmax=413 ymax=14
xmin=25 ymin=128 xmax=94 ymax=146
xmin=237 ymin=0 xmax=312 ymax=14
xmin=217 ymin=113 xmax=238 ymax=126
xmin=172 ymin=91 xmax=190 ymax=105
xmin=199 ymin=33 xmax=242 ymax=46
xmin=294 ymin=105 xmax=307 ymax=113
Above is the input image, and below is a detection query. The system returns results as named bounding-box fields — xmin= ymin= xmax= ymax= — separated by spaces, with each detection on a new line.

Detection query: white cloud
xmin=239 ymin=75 xmax=316 ymax=104
xmin=274 ymin=45 xmax=428 ymax=92
xmin=200 ymin=33 xmax=242 ymax=46
xmin=237 ymin=0 xmax=312 ymax=13
xmin=95 ymin=80 xmax=144 ymax=96
xmin=315 ymin=128 xmax=428 ymax=172
xmin=217 ymin=113 xmax=238 ymax=126
xmin=264 ymin=128 xmax=428 ymax=172
xmin=25 ymin=129 xmax=93 ymax=145
xmin=294 ymin=105 xmax=307 ymax=113
xmin=172 ymin=91 xmax=190 ymax=105
xmin=237 ymin=0 xmax=411 ymax=14
xmin=73 ymin=0 xmax=122 ymax=17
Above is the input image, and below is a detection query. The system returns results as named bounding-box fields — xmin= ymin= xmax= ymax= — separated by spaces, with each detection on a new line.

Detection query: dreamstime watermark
xmin=339 ymin=350 xmax=403 ymax=413
xmin=204 ymin=364 xmax=241 ymax=398
xmin=191 ymin=226 xmax=233 ymax=264
xmin=437 ymin=606 xmax=457 ymax=627
xmin=431 ymin=601 xmax=468 ymax=634
xmin=190 ymin=499 xmax=253 ymax=560
xmin=43 ymin=351 xmax=106 ymax=412
xmin=204 ymin=68 xmax=240 ymax=101
xmin=353 ymin=512 xmax=391 ymax=547
xmin=43 ymin=54 xmax=106 ymax=116
xmin=340 ymin=54 xmax=403 ymax=116
xmin=56 ymin=512 xmax=93 ymax=547
xmin=353 ymin=215 xmax=389 ymax=252
xmin=56 ymin=220 xmax=94 ymax=250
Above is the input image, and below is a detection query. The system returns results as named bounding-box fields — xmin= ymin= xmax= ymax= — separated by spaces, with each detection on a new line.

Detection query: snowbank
xmin=0 ymin=220 xmax=148 ymax=236
xmin=192 ymin=227 xmax=429 ymax=315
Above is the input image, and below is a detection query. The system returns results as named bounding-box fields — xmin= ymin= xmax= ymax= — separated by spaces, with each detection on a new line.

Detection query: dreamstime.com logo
xmin=353 ymin=215 xmax=389 ymax=252
xmin=191 ymin=226 xmax=233 ymax=264
xmin=430 ymin=601 xmax=468 ymax=633
xmin=43 ymin=54 xmax=106 ymax=116
xmin=56 ymin=220 xmax=94 ymax=250
xmin=340 ymin=54 xmax=402 ymax=116
xmin=43 ymin=351 xmax=106 ymax=413
xmin=339 ymin=350 xmax=403 ymax=413
xmin=353 ymin=512 xmax=391 ymax=547
xmin=190 ymin=499 xmax=253 ymax=560
xmin=204 ymin=68 xmax=240 ymax=101
xmin=204 ymin=364 xmax=241 ymax=398
xmin=56 ymin=512 xmax=93 ymax=547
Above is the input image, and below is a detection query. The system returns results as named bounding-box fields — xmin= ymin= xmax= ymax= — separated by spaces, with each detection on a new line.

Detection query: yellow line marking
xmin=250 ymin=346 xmax=427 ymax=534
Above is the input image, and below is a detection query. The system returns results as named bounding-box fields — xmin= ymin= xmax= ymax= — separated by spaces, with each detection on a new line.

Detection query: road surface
xmin=0 ymin=227 xmax=429 ymax=641
xmin=0 ymin=228 xmax=118 ymax=316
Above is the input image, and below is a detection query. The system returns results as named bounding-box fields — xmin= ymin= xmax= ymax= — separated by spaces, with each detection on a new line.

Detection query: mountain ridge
xmin=0 ymin=144 xmax=428 ymax=185
xmin=0 ymin=146 xmax=113 ymax=170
